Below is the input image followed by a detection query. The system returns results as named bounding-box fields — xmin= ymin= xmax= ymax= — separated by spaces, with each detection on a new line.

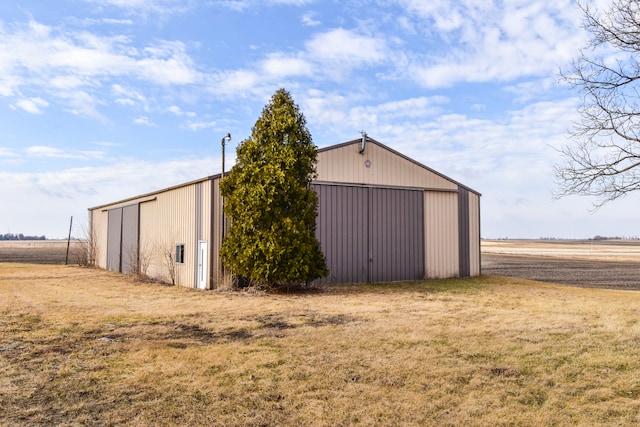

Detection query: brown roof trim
xmin=317 ymin=137 xmax=481 ymax=196
xmin=313 ymin=180 xmax=459 ymax=193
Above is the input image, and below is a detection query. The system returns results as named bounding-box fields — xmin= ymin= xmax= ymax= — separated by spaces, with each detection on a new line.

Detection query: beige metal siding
xmin=139 ymin=183 xmax=197 ymax=287
xmin=468 ymin=192 xmax=481 ymax=277
xmin=316 ymin=141 xmax=458 ymax=190
xmin=424 ymin=191 xmax=459 ymax=279
xmin=90 ymin=209 xmax=109 ymax=269
xmin=90 ymin=177 xmax=213 ymax=288
xmin=121 ymin=204 xmax=139 ymax=275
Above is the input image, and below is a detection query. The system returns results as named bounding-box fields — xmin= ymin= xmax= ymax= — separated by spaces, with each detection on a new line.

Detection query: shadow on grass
xmin=315 ymin=275 xmax=505 ymax=296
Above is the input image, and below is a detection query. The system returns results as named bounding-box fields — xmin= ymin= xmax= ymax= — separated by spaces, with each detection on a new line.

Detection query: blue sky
xmin=1 ymin=0 xmax=637 ymax=239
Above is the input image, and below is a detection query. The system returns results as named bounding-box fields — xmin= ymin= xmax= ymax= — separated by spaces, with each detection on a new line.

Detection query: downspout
xmin=220 ymin=133 xmax=231 ymax=287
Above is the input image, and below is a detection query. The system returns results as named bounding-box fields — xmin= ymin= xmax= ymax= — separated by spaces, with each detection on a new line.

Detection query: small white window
xmin=175 ymin=243 xmax=185 ymax=264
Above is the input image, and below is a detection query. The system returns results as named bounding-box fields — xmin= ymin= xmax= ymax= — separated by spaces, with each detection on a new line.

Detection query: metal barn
xmin=88 ymin=137 xmax=481 ymax=288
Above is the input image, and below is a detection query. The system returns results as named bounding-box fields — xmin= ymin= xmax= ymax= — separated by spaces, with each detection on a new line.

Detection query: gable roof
xmin=89 ymin=137 xmax=481 ymax=211
xmin=317 ymin=137 xmax=481 ymax=196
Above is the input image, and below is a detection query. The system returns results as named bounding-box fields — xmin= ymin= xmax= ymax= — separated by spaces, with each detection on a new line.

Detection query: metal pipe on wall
xmin=220 ymin=133 xmax=231 ymax=285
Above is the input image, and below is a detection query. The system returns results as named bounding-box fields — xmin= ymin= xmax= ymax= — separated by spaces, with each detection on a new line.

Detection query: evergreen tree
xmin=220 ymin=88 xmax=328 ymax=287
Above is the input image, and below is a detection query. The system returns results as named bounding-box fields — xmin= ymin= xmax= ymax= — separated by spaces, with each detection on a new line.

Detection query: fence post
xmin=65 ymin=216 xmax=73 ymax=265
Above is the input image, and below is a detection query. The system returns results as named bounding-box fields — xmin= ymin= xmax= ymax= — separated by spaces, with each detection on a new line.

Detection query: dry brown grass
xmin=2 ymin=263 xmax=640 ymax=426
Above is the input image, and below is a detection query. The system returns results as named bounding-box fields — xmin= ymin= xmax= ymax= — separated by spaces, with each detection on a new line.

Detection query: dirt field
xmin=0 ymin=240 xmax=84 ymax=264
xmin=482 ymin=240 xmax=640 ymax=290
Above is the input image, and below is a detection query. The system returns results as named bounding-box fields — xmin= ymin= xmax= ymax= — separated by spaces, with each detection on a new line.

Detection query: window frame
xmin=175 ymin=243 xmax=185 ymax=264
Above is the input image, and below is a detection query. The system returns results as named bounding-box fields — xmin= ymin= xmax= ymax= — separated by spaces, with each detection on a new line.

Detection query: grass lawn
xmin=1 ymin=263 xmax=639 ymax=426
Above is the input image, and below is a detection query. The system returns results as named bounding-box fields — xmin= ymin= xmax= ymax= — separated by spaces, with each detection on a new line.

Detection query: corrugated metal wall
xmin=316 ymin=141 xmax=458 ymax=191
xmin=456 ymin=187 xmax=482 ymax=278
xmin=313 ymin=183 xmax=424 ymax=284
xmin=468 ymin=191 xmax=481 ymax=277
xmin=424 ymin=191 xmax=459 ymax=279
xmin=139 ymin=182 xmax=196 ymax=287
xmin=458 ymin=187 xmax=471 ymax=277
xmin=90 ymin=209 xmax=109 ymax=269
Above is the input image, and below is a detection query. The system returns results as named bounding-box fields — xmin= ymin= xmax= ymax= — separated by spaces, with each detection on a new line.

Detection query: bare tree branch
xmin=557 ymin=0 xmax=640 ymax=207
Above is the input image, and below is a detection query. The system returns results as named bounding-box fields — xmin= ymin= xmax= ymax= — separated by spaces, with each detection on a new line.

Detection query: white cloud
xmin=207 ymin=27 xmax=391 ymax=96
xmin=303 ymin=91 xmax=450 ymax=138
xmin=269 ymin=0 xmax=314 ymax=4
xmin=306 ymin=28 xmax=388 ymax=67
xmin=208 ymin=69 xmax=261 ymax=96
xmin=168 ymin=105 xmax=196 ymax=117
xmin=26 ymin=145 xmax=104 ymax=159
xmin=112 ymin=84 xmax=148 ymax=108
xmin=11 ymin=97 xmax=49 ymax=114
xmin=261 ymin=54 xmax=313 ymax=78
xmin=0 ymin=19 xmax=199 ymax=120
xmin=395 ymin=0 xmax=585 ymax=88
xmin=137 ymin=41 xmax=198 ymax=85
xmin=134 ymin=116 xmax=156 ymax=126
xmin=0 ymin=155 xmax=222 ymax=236
xmin=60 ymin=90 xmax=108 ymax=123
xmin=82 ymin=0 xmax=193 ymax=16
xmin=0 ymin=147 xmax=17 ymax=157
xmin=302 ymin=12 xmax=321 ymax=27
xmin=186 ymin=120 xmax=217 ymax=131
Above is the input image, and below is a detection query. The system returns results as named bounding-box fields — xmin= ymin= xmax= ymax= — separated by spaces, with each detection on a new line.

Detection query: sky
xmin=1 ymin=0 xmax=637 ymax=239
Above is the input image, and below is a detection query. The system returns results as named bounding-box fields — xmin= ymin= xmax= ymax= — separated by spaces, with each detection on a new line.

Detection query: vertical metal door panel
xmin=458 ymin=187 xmax=471 ymax=277
xmin=107 ymin=208 xmax=122 ymax=272
xmin=121 ymin=204 xmax=139 ymax=275
xmin=370 ymin=187 xmax=424 ymax=282
xmin=313 ymin=184 xmax=368 ymax=284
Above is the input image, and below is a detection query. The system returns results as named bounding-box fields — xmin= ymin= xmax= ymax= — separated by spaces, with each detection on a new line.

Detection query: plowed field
xmin=482 ymin=240 xmax=640 ymax=290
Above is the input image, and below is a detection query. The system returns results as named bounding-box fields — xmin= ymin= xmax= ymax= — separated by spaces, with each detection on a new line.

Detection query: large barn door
xmin=313 ymin=184 xmax=424 ymax=284
xmin=106 ymin=208 xmax=123 ymax=272
xmin=121 ymin=204 xmax=139 ymax=275
xmin=106 ymin=204 xmax=139 ymax=274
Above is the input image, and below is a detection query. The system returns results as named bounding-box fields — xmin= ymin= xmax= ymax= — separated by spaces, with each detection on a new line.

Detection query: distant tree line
xmin=0 ymin=233 xmax=46 ymax=241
